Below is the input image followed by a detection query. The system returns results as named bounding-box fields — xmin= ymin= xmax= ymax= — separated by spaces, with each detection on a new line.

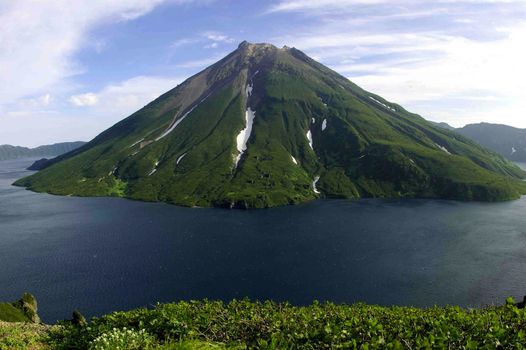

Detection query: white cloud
xmin=204 ymin=42 xmax=219 ymax=49
xmin=0 ymin=0 xmax=212 ymax=146
xmin=0 ymin=0 xmax=174 ymax=107
xmin=0 ymin=75 xmax=183 ymax=147
xmin=202 ymin=31 xmax=235 ymax=43
xmin=70 ymin=93 xmax=99 ymax=107
xmin=268 ymin=0 xmax=391 ymax=13
xmin=348 ymin=25 xmax=526 ymax=126
xmin=19 ymin=93 xmax=53 ymax=108
xmin=170 ymin=37 xmax=198 ymax=48
xmin=41 ymin=94 xmax=52 ymax=106
xmin=269 ymin=1 xmax=526 ymax=128
xmin=268 ymin=0 xmax=525 ymax=13
xmin=170 ymin=31 xmax=234 ymax=51
xmin=92 ymin=75 xmax=183 ymax=113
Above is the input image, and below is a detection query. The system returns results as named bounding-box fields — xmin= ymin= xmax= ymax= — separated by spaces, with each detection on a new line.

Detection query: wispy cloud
xmin=2 ymin=0 xmax=526 ymax=147
xmin=202 ymin=31 xmax=235 ymax=43
xmin=267 ymin=0 xmax=391 ymax=13
xmin=0 ymin=0 xmax=211 ymax=146
xmin=170 ymin=31 xmax=235 ymax=51
xmin=170 ymin=37 xmax=199 ymax=48
xmin=0 ymin=0 xmax=176 ymax=106
xmin=0 ymin=75 xmax=184 ymax=147
xmin=268 ymin=0 xmax=526 ymax=14
xmin=268 ymin=0 xmax=526 ymax=127
xmin=70 ymin=93 xmax=99 ymax=107
xmin=176 ymin=53 xmax=228 ymax=68
xmin=73 ymin=75 xmax=183 ymax=113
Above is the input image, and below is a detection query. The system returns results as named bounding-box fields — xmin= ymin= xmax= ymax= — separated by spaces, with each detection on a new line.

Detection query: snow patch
xmin=306 ymin=129 xmax=313 ymax=150
xmin=245 ymin=70 xmax=259 ymax=97
xmin=129 ymin=138 xmax=144 ymax=148
xmin=512 ymin=147 xmax=517 ymax=155
xmin=155 ymin=94 xmax=210 ymax=141
xmin=312 ymin=176 xmax=320 ymax=194
xmin=108 ymin=166 xmax=118 ymax=176
xmin=245 ymin=82 xmax=253 ymax=97
xmin=311 ymin=118 xmax=316 ymax=124
xmin=435 ymin=143 xmax=451 ymax=155
xmin=369 ymin=96 xmax=396 ymax=112
xmin=357 ymin=154 xmax=366 ymax=160
xmin=291 ymin=155 xmax=298 ymax=165
xmin=148 ymin=160 xmax=159 ymax=176
xmin=409 ymin=159 xmax=415 ymax=164
xmin=176 ymin=153 xmax=187 ymax=165
xmin=235 ymin=107 xmax=256 ymax=168
xmin=322 ymin=119 xmax=327 ymax=131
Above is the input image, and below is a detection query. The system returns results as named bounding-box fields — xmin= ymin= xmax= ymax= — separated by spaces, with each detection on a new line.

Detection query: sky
xmin=1 ymin=0 xmax=526 ymax=147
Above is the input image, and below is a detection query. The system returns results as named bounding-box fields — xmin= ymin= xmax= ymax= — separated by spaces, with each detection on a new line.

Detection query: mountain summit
xmin=15 ymin=42 xmax=526 ymax=207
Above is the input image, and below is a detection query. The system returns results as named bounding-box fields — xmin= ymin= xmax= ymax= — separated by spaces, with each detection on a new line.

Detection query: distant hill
xmin=457 ymin=123 xmax=526 ymax=162
xmin=432 ymin=122 xmax=456 ymax=131
xmin=433 ymin=122 xmax=526 ymax=162
xmin=0 ymin=141 xmax=86 ymax=161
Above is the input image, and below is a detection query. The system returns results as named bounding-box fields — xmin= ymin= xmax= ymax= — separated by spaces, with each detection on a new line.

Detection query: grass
xmin=0 ymin=304 xmax=30 ymax=323
xmin=0 ymin=293 xmax=39 ymax=324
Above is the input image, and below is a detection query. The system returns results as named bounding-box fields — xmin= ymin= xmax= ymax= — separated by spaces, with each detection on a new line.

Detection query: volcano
xmin=16 ymin=41 xmax=526 ymax=208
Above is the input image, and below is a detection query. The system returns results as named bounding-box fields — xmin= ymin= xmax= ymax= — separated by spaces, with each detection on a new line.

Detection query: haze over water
xmin=1 ymin=159 xmax=525 ymax=323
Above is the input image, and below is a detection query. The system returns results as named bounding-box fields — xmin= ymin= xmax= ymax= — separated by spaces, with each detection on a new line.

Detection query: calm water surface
xmin=1 ymin=158 xmax=526 ymax=322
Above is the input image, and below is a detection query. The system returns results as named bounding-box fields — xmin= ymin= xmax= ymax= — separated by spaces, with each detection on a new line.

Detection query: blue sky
xmin=1 ymin=0 xmax=526 ymax=147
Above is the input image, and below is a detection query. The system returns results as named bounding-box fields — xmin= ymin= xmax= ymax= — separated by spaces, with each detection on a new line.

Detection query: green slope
xmin=15 ymin=42 xmax=526 ymax=208
xmin=0 ymin=293 xmax=39 ymax=323
xmin=0 ymin=303 xmax=29 ymax=322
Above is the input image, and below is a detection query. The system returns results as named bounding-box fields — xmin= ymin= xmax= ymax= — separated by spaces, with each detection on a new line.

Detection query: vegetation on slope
xmin=0 ymin=293 xmax=39 ymax=323
xmin=0 ymin=293 xmax=49 ymax=349
xmin=2 ymin=295 xmax=526 ymax=349
xmin=0 ymin=304 xmax=30 ymax=323
xmin=41 ymin=299 xmax=526 ymax=349
xmin=0 ymin=321 xmax=53 ymax=349
xmin=14 ymin=42 xmax=526 ymax=207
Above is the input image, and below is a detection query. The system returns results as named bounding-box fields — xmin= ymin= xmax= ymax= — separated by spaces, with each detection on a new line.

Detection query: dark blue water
xmin=1 ymin=159 xmax=526 ymax=323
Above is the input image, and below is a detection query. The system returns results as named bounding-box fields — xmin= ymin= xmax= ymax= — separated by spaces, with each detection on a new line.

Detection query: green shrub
xmin=50 ymin=299 xmax=526 ymax=349
xmin=0 ymin=321 xmax=52 ymax=349
xmin=88 ymin=327 xmax=155 ymax=350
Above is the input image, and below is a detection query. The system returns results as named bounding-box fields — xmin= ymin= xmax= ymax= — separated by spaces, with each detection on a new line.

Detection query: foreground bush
xmin=88 ymin=327 xmax=155 ymax=349
xmin=0 ymin=321 xmax=52 ymax=349
xmin=49 ymin=298 xmax=526 ymax=349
